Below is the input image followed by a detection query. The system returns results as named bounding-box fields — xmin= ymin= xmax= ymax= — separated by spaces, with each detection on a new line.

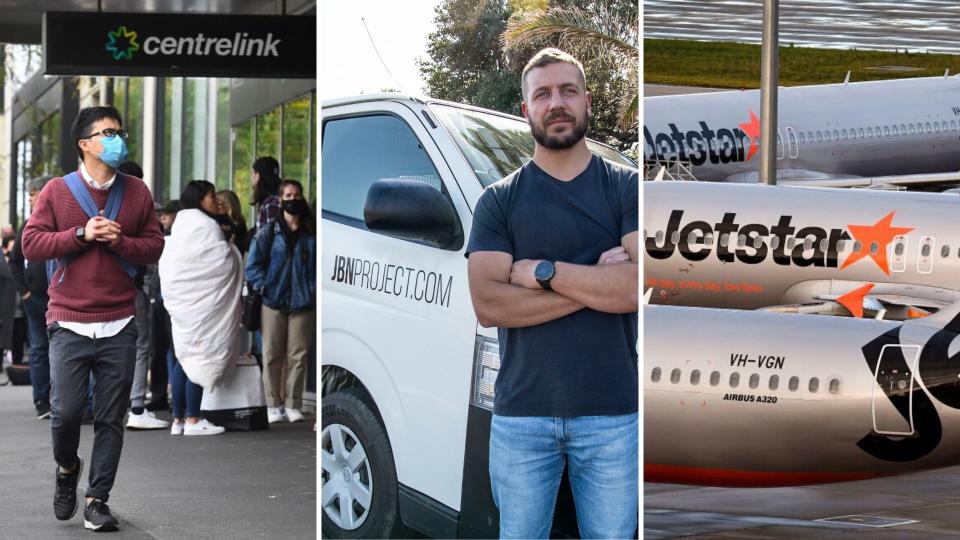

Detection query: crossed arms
xmin=467 ymin=231 xmax=638 ymax=328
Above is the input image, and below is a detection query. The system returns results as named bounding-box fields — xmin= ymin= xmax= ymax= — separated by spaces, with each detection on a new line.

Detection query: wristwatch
xmin=534 ymin=260 xmax=556 ymax=290
xmin=74 ymin=226 xmax=86 ymax=243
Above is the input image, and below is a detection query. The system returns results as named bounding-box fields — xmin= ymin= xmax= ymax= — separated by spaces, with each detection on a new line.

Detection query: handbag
xmin=200 ymin=354 xmax=268 ymax=431
xmin=241 ymin=285 xmax=262 ymax=332
xmin=241 ymin=223 xmax=277 ymax=332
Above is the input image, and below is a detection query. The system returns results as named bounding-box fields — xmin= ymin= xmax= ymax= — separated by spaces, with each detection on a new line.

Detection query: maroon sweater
xmin=22 ymin=171 xmax=164 ymax=325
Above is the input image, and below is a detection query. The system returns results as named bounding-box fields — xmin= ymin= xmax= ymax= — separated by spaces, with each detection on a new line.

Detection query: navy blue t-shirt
xmin=466 ymin=155 xmax=639 ymax=417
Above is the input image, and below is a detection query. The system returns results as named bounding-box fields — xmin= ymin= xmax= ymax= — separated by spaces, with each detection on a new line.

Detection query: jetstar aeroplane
xmin=644 ymin=76 xmax=960 ymax=188
xmin=645 ymin=181 xmax=960 ymax=319
xmin=645 ymin=301 xmax=960 ymax=487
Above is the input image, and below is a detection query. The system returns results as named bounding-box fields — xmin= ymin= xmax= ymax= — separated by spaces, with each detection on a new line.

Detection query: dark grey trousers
xmin=48 ymin=320 xmax=137 ymax=502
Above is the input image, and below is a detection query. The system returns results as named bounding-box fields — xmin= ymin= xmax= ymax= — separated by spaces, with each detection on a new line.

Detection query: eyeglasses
xmin=79 ymin=128 xmax=128 ymax=140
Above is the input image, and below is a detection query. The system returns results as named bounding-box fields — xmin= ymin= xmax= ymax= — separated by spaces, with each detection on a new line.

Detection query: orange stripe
xmin=646 ymin=464 xmax=889 ymax=487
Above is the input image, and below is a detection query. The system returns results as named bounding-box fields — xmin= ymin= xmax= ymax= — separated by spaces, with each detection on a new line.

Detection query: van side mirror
xmin=364 ymin=179 xmax=463 ymax=250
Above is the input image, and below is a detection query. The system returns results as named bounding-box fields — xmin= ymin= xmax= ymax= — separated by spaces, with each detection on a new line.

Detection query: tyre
xmin=321 ymin=388 xmax=403 ymax=538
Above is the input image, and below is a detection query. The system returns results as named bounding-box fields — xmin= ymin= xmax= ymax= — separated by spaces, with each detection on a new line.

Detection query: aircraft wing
xmin=777 ymin=171 xmax=960 ymax=190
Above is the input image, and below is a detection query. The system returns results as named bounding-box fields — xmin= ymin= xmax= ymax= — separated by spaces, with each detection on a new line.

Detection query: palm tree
xmin=502 ymin=3 xmax=638 ymax=130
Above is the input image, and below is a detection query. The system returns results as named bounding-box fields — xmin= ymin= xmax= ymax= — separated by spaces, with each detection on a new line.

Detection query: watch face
xmin=535 ymin=261 xmax=554 ymax=282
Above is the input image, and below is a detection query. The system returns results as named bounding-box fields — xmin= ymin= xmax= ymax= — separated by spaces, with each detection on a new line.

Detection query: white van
xmin=321 ymin=94 xmax=636 ymax=538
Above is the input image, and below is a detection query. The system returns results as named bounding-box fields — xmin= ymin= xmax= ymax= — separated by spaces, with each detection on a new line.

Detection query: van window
xmin=322 ymin=115 xmax=443 ymax=223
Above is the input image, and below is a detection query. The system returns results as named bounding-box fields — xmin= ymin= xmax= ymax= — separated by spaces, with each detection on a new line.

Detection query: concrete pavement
xmin=0 ymin=384 xmax=315 ymax=539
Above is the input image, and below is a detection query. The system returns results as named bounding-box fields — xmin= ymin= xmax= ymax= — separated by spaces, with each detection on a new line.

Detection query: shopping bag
xmin=200 ymin=354 xmax=268 ymax=431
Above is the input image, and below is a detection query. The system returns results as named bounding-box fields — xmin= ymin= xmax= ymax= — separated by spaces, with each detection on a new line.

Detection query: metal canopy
xmin=0 ymin=0 xmax=314 ymax=44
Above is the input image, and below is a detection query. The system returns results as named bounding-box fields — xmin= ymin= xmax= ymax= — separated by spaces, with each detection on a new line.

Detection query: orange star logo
xmin=836 ymin=282 xmax=874 ymax=318
xmin=841 ymin=212 xmax=914 ymax=275
xmin=738 ymin=110 xmax=761 ymax=161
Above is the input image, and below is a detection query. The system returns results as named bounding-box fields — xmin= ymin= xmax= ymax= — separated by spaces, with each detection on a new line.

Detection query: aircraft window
xmin=926 ymin=122 xmax=932 ymax=133
xmin=900 ymin=124 xmax=906 ymax=134
xmin=651 ymin=367 xmax=661 ymax=383
xmin=876 ymin=125 xmax=881 ymax=135
xmin=720 ymin=233 xmax=729 ymax=247
xmin=687 ymin=231 xmax=700 ymax=246
xmin=892 ymin=125 xmax=898 ymax=136
xmin=817 ymin=131 xmax=823 ymax=142
xmin=942 ymin=245 xmax=950 ymax=258
xmin=909 ymin=124 xmax=916 ymax=135
xmin=850 ymin=129 xmax=856 ymax=140
xmin=789 ymin=376 xmax=799 ymax=391
xmin=770 ymin=236 xmax=780 ymax=250
xmin=895 ymin=242 xmax=905 ymax=256
xmin=786 ymin=237 xmax=796 ymax=250
xmin=749 ymin=373 xmax=759 ymax=389
xmin=729 ymin=372 xmax=740 ymax=388
xmin=704 ymin=232 xmax=714 ymax=246
xmin=809 ymin=377 xmax=820 ymax=393
xmin=671 ymin=231 xmax=680 ymax=244
xmin=819 ymin=239 xmax=829 ymax=252
xmin=769 ymin=374 xmax=780 ymax=391
xmin=922 ymin=244 xmax=931 ymax=257
xmin=870 ymin=241 xmax=879 ymax=254
xmin=753 ymin=236 xmax=763 ymax=249
xmin=710 ymin=371 xmax=720 ymax=386
xmin=656 ymin=230 xmax=665 ymax=245
xmin=829 ymin=378 xmax=840 ymax=394
xmin=867 ymin=127 xmax=873 ymax=137
xmin=836 ymin=239 xmax=847 ymax=252
xmin=825 ymin=131 xmax=831 ymax=142
xmin=690 ymin=369 xmax=701 ymax=385
xmin=853 ymin=240 xmax=862 ymax=252
xmin=952 ymin=121 xmax=958 ymax=131
xmin=670 ymin=368 xmax=681 ymax=384
xmin=833 ymin=130 xmax=839 ymax=140
xmin=737 ymin=234 xmax=747 ymax=247
xmin=799 ymin=132 xmax=806 ymax=143
xmin=884 ymin=126 xmax=890 ymax=136
xmin=859 ymin=128 xmax=865 ymax=138
xmin=808 ymin=131 xmax=814 ymax=142
xmin=935 ymin=122 xmax=941 ymax=133
xmin=841 ymin=129 xmax=848 ymax=139
xmin=803 ymin=237 xmax=814 ymax=251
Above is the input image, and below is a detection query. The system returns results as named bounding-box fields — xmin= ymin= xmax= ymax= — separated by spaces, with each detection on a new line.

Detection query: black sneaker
xmin=36 ymin=401 xmax=51 ymax=420
xmin=53 ymin=457 xmax=83 ymax=520
xmin=83 ymin=499 xmax=119 ymax=532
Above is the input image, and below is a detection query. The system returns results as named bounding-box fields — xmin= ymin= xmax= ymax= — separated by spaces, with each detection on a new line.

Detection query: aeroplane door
xmin=872 ymin=344 xmax=922 ymax=436
xmin=785 ymin=127 xmax=799 ymax=159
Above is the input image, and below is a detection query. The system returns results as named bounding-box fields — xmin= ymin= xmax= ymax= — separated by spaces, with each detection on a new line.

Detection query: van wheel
xmin=321 ymin=388 xmax=402 ymax=538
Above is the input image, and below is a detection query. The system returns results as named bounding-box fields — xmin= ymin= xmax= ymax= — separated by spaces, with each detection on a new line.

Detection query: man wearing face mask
xmin=22 ymin=106 xmax=164 ymax=532
xmin=244 ymin=180 xmax=315 ymax=425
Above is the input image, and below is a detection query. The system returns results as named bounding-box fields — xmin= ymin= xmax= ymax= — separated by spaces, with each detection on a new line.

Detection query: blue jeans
xmin=489 ymin=413 xmax=638 ymax=539
xmin=169 ymin=350 xmax=202 ymax=419
xmin=24 ymin=295 xmax=49 ymax=405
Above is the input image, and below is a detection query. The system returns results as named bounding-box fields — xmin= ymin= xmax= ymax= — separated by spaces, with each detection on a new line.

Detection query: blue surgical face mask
xmin=98 ymin=135 xmax=129 ymax=169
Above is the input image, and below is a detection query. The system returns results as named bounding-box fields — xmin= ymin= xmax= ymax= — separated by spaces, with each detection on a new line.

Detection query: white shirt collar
xmin=79 ymin=162 xmax=116 ymax=190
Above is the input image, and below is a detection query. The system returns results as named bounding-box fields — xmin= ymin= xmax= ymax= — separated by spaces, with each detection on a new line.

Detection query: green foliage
xmin=419 ymin=0 xmax=637 ymax=150
xmin=645 ymin=38 xmax=960 ymax=89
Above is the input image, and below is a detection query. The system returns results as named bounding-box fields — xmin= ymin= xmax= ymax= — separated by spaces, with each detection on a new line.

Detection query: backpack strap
xmin=51 ymin=171 xmax=137 ymax=285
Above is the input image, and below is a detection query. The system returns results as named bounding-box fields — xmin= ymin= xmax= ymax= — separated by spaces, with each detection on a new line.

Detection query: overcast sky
xmin=320 ymin=0 xmax=443 ymax=99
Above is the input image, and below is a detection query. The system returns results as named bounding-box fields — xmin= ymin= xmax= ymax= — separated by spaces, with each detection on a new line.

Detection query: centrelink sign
xmin=43 ymin=12 xmax=314 ymax=78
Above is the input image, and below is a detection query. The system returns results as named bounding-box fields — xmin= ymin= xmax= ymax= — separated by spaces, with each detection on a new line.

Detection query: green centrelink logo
xmin=105 ymin=26 xmax=140 ymax=60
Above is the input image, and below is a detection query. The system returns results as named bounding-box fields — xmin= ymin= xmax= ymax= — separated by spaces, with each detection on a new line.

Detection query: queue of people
xmin=4 ymin=104 xmax=316 ymax=532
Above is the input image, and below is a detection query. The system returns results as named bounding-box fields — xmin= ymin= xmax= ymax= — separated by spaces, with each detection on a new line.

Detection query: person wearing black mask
xmin=244 ymin=180 xmax=315 ymax=424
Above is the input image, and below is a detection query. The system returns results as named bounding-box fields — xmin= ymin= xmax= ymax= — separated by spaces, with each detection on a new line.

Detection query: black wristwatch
xmin=74 ymin=226 xmax=87 ymax=243
xmin=534 ymin=260 xmax=556 ymax=290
